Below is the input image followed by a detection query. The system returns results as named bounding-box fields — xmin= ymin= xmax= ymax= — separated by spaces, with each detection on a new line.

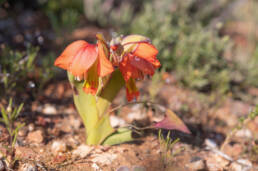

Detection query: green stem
xmin=68 ymin=70 xmax=132 ymax=145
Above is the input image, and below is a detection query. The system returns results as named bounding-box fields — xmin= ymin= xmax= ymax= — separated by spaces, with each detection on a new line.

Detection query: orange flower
xmin=54 ymin=39 xmax=114 ymax=94
xmin=118 ymin=35 xmax=161 ymax=101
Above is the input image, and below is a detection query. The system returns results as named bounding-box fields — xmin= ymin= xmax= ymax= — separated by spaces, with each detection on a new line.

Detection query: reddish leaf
xmin=154 ymin=109 xmax=191 ymax=134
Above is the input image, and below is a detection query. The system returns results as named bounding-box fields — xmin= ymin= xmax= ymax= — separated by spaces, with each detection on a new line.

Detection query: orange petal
xmin=119 ymin=55 xmax=143 ymax=81
xmin=70 ymin=44 xmax=98 ymax=77
xmin=97 ymin=41 xmax=114 ymax=77
xmin=125 ymin=78 xmax=139 ymax=101
xmin=133 ymin=43 xmax=158 ymax=62
xmin=129 ymin=55 xmax=155 ymax=76
xmin=83 ymin=61 xmax=99 ymax=95
xmin=121 ymin=35 xmax=150 ymax=53
xmin=151 ymin=58 xmax=161 ymax=68
xmin=54 ymin=40 xmax=87 ymax=70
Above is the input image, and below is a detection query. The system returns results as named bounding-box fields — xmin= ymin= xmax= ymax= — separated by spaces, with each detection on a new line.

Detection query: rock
xmin=59 ymin=116 xmax=81 ymax=133
xmin=229 ymin=159 xmax=252 ymax=171
xmin=91 ymin=153 xmax=117 ymax=165
xmin=116 ymin=166 xmax=130 ymax=171
xmin=91 ymin=163 xmax=101 ymax=171
xmin=247 ymin=119 xmax=258 ymax=137
xmin=67 ymin=137 xmax=79 ymax=147
xmin=235 ymin=129 xmax=252 ymax=139
xmin=151 ymin=115 xmax=164 ymax=123
xmin=204 ymin=138 xmax=218 ymax=149
xmin=18 ymin=163 xmax=37 ymax=171
xmin=70 ymin=118 xmax=81 ymax=130
xmin=51 ymin=141 xmax=67 ymax=155
xmin=205 ymin=153 xmax=230 ymax=171
xmin=18 ymin=128 xmax=27 ymax=137
xmin=0 ymin=150 xmax=4 ymax=159
xmin=26 ymin=130 xmax=44 ymax=143
xmin=223 ymin=143 xmax=243 ymax=158
xmin=110 ymin=115 xmax=126 ymax=128
xmin=186 ymin=156 xmax=205 ymax=170
xmin=127 ymin=107 xmax=149 ymax=126
xmin=0 ymin=160 xmax=5 ymax=171
xmin=132 ymin=166 xmax=146 ymax=171
xmin=72 ymin=144 xmax=93 ymax=158
xmin=15 ymin=147 xmax=37 ymax=160
xmin=28 ymin=124 xmax=35 ymax=132
xmin=42 ymin=104 xmax=57 ymax=115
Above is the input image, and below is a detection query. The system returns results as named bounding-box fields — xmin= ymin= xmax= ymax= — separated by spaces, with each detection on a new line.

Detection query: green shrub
xmin=0 ymin=45 xmax=55 ymax=97
xmin=43 ymin=0 xmax=83 ymax=34
xmin=128 ymin=0 xmax=232 ymax=93
xmin=0 ymin=45 xmax=38 ymax=95
xmin=83 ymin=0 xmax=136 ymax=28
xmin=82 ymin=0 xmax=258 ymax=95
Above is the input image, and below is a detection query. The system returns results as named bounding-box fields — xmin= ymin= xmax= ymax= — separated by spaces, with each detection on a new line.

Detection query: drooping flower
xmin=54 ymin=37 xmax=114 ymax=94
xmin=116 ymin=35 xmax=161 ymax=101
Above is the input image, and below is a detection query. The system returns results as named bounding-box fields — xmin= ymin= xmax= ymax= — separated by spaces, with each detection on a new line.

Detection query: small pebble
xmin=110 ymin=115 xmax=126 ymax=128
xmin=223 ymin=143 xmax=243 ymax=158
xmin=67 ymin=137 xmax=79 ymax=147
xmin=28 ymin=124 xmax=35 ymax=132
xmin=127 ymin=111 xmax=149 ymax=125
xmin=15 ymin=147 xmax=37 ymax=160
xmin=116 ymin=166 xmax=130 ymax=171
xmin=51 ymin=141 xmax=67 ymax=155
xmin=235 ymin=129 xmax=252 ymax=139
xmin=18 ymin=128 xmax=27 ymax=137
xmin=42 ymin=104 xmax=57 ymax=115
xmin=71 ymin=118 xmax=81 ymax=130
xmin=0 ymin=160 xmax=4 ymax=171
xmin=92 ymin=163 xmax=101 ymax=171
xmin=26 ymin=130 xmax=44 ymax=143
xmin=204 ymin=138 xmax=218 ymax=149
xmin=132 ymin=166 xmax=146 ymax=171
xmin=72 ymin=144 xmax=93 ymax=158
xmin=206 ymin=153 xmax=229 ymax=171
xmin=229 ymin=159 xmax=252 ymax=171
xmin=186 ymin=156 xmax=205 ymax=170
xmin=91 ymin=153 xmax=117 ymax=165
xmin=19 ymin=163 xmax=37 ymax=171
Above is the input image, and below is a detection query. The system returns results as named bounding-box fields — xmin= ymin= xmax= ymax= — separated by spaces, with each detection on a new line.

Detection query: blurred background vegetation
xmin=0 ymin=0 xmax=257 ymax=104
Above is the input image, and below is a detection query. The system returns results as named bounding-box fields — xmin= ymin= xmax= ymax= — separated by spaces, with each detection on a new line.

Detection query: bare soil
xmin=0 ymin=78 xmax=257 ymax=171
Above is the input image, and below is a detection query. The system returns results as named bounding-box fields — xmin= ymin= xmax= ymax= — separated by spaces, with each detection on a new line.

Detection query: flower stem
xmin=68 ymin=70 xmax=133 ymax=145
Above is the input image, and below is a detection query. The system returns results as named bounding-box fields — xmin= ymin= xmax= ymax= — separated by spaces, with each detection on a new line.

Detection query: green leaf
xmin=87 ymin=114 xmax=115 ymax=145
xmin=13 ymin=103 xmax=24 ymax=120
xmin=12 ymin=123 xmax=25 ymax=147
xmin=102 ymin=127 xmax=133 ymax=145
xmin=11 ymin=107 xmax=17 ymax=121
xmin=8 ymin=98 xmax=13 ymax=110
xmin=72 ymin=81 xmax=100 ymax=135
xmin=68 ymin=70 xmax=126 ymax=145
xmin=1 ymin=107 xmax=9 ymax=126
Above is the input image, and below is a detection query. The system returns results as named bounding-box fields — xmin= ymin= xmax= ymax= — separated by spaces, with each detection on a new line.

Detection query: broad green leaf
xmin=102 ymin=127 xmax=133 ymax=145
xmin=68 ymin=70 xmax=128 ymax=145
xmin=87 ymin=114 xmax=115 ymax=145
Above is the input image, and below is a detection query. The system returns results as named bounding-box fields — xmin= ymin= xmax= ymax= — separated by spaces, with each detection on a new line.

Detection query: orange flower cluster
xmin=54 ymin=34 xmax=160 ymax=101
